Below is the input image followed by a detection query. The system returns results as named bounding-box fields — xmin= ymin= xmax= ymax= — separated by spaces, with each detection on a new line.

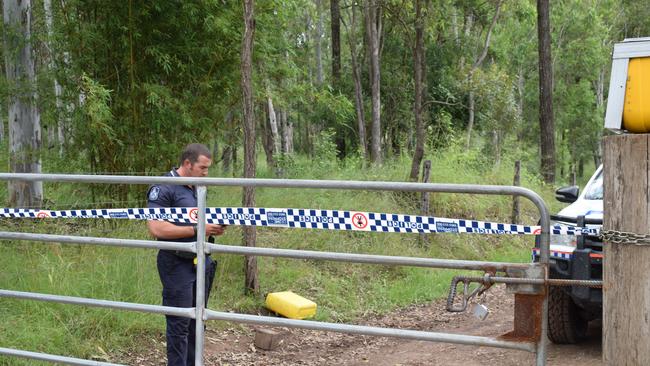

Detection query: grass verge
xmin=0 ymin=145 xmax=569 ymax=364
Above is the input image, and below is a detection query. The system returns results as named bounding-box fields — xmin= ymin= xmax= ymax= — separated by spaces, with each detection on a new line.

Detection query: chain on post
xmin=600 ymin=229 xmax=650 ymax=245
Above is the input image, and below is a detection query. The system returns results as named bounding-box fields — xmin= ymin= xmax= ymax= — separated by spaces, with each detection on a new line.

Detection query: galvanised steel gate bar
xmin=0 ymin=173 xmax=550 ymax=366
xmin=0 ymin=347 xmax=121 ymax=366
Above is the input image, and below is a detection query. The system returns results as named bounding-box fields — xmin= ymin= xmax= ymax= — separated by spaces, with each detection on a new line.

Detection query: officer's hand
xmin=205 ymin=224 xmax=226 ymax=236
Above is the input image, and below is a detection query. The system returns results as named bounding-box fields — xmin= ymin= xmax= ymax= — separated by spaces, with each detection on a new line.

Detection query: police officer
xmin=147 ymin=143 xmax=226 ymax=366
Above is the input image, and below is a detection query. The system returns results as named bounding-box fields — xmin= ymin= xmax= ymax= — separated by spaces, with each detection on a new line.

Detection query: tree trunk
xmin=511 ymin=160 xmax=521 ymax=224
xmin=0 ymin=105 xmax=4 ymax=141
xmin=222 ymin=145 xmax=232 ymax=174
xmin=267 ymin=96 xmax=281 ymax=159
xmin=517 ymin=67 xmax=525 ymax=119
xmin=331 ymin=0 xmax=341 ymax=85
xmin=305 ymin=12 xmax=314 ymax=84
xmin=276 ymin=109 xmax=283 ymax=152
xmin=464 ymin=11 xmax=473 ymax=38
xmin=364 ymin=0 xmax=382 ymax=164
xmin=314 ymin=0 xmax=324 ymax=85
xmin=466 ymin=89 xmax=475 ymax=149
xmin=596 ymin=67 xmax=605 ymax=108
xmin=241 ymin=0 xmax=258 ymax=294
xmin=4 ymin=0 xmax=43 ymax=208
xmin=465 ymin=0 xmax=502 ymax=150
xmin=280 ymin=110 xmax=290 ymax=154
xmin=537 ymin=0 xmax=555 ymax=184
xmin=260 ymin=102 xmax=275 ymax=169
xmin=222 ymin=111 xmax=235 ymax=174
xmin=43 ymin=0 xmax=65 ymax=156
xmin=409 ymin=0 xmax=426 ymax=181
xmin=279 ymin=110 xmax=292 ymax=154
xmin=345 ymin=3 xmax=367 ymax=159
xmin=493 ymin=130 xmax=502 ymax=168
xmin=287 ymin=117 xmax=294 ymax=154
xmin=451 ymin=6 xmax=459 ymax=45
xmin=212 ymin=139 xmax=219 ymax=164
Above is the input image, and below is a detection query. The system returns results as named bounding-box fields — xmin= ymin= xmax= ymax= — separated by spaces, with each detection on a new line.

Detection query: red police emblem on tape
xmin=533 ymin=228 xmax=541 ymax=235
xmin=351 ymin=212 xmax=368 ymax=229
xmin=189 ymin=208 xmax=199 ymax=222
xmin=36 ymin=211 xmax=50 ymax=218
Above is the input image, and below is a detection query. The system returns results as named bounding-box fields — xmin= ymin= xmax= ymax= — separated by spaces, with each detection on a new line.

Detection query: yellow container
xmin=623 ymin=57 xmax=650 ymax=133
xmin=265 ymin=291 xmax=317 ymax=319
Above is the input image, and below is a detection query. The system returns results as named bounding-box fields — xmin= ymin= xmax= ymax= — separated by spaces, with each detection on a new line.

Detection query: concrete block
xmin=254 ymin=327 xmax=284 ymax=351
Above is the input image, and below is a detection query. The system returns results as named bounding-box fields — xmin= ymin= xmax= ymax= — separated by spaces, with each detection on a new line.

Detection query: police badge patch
xmin=148 ymin=186 xmax=160 ymax=201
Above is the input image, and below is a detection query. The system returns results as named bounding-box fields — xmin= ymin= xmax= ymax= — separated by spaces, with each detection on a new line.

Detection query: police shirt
xmin=147 ymin=168 xmax=197 ymax=243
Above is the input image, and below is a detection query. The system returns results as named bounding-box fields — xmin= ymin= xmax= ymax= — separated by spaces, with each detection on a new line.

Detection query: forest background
xmin=1 ymin=0 xmax=650 ymax=363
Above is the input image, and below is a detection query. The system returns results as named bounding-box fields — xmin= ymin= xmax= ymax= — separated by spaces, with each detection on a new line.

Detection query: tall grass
xmin=0 ymin=141 xmax=576 ymax=364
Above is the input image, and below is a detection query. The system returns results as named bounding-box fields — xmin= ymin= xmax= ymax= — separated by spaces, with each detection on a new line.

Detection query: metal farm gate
xmin=0 ymin=173 xmax=557 ymax=366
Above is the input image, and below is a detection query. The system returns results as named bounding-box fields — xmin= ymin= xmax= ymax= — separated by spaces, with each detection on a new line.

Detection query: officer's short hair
xmin=179 ymin=143 xmax=212 ymax=166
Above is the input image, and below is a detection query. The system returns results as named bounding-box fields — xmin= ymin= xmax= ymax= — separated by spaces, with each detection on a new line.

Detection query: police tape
xmin=0 ymin=207 xmax=600 ymax=236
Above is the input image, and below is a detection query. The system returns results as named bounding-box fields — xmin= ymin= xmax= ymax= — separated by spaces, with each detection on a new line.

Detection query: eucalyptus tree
xmin=43 ymin=0 xmax=65 ymax=155
xmin=550 ymin=0 xmax=611 ymax=179
xmin=409 ymin=0 xmax=428 ymax=181
xmin=620 ymin=0 xmax=650 ymax=38
xmin=537 ymin=0 xmax=555 ymax=183
xmin=314 ymin=0 xmax=325 ymax=85
xmin=364 ymin=0 xmax=383 ymax=164
xmin=331 ymin=0 xmax=341 ymax=84
xmin=0 ymin=107 xmax=4 ymax=141
xmin=242 ymin=0 xmax=259 ymax=293
xmin=342 ymin=1 xmax=367 ymax=159
xmin=464 ymin=0 xmax=502 ymax=150
xmin=4 ymin=0 xmax=43 ymax=207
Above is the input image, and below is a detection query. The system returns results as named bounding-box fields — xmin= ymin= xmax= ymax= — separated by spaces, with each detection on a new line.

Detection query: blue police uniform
xmin=147 ymin=168 xmax=217 ymax=366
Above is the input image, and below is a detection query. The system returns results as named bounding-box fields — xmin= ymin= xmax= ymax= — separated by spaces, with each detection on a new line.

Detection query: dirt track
xmin=118 ymin=285 xmax=602 ymax=365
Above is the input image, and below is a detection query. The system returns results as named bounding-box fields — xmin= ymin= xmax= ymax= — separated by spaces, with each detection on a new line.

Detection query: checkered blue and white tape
xmin=0 ymin=207 xmax=600 ymax=236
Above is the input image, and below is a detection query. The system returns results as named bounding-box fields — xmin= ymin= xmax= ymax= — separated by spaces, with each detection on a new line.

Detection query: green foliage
xmin=312 ymin=128 xmax=339 ymax=172
xmin=1 ymin=0 xmax=646 ymax=361
xmin=18 ymin=0 xmax=640 ymax=185
xmin=76 ymin=74 xmax=118 ymax=161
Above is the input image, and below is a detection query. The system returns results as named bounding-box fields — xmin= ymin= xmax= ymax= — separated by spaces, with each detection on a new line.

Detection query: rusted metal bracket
xmin=505 ymin=264 xmax=545 ymax=295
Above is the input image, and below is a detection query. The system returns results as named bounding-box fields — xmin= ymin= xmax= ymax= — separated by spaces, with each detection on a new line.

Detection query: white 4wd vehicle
xmin=533 ymin=165 xmax=603 ymax=344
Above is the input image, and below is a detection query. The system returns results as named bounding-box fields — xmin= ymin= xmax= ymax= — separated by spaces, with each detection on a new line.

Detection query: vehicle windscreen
xmin=584 ymin=170 xmax=603 ymax=200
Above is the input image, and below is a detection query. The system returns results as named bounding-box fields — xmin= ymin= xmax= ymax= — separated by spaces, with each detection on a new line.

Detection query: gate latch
xmin=446 ymin=273 xmax=493 ymax=313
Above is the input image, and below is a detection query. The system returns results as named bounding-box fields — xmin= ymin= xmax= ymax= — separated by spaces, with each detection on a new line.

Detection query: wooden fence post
xmin=511 ymin=160 xmax=520 ymax=224
xmin=419 ymin=160 xmax=431 ymax=245
xmin=420 ymin=160 xmax=431 ymax=214
xmin=603 ymin=134 xmax=650 ymax=365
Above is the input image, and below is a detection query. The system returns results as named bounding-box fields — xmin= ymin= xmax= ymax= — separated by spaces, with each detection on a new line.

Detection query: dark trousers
xmin=157 ymin=250 xmax=216 ymax=366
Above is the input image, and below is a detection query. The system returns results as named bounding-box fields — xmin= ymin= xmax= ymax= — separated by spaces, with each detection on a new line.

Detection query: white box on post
xmin=605 ymin=37 xmax=650 ymax=132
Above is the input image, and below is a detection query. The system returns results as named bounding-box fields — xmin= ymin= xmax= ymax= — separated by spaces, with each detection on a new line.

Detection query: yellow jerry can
xmin=623 ymin=57 xmax=650 ymax=133
xmin=265 ymin=291 xmax=317 ymax=320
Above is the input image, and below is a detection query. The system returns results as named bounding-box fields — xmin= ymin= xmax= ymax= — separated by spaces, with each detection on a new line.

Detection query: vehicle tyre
xmin=547 ymin=286 xmax=588 ymax=344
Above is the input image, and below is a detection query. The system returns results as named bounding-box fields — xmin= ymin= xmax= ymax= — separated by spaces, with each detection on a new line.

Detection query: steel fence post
xmin=536 ymin=204 xmax=550 ymax=366
xmin=195 ymin=185 xmax=207 ymax=366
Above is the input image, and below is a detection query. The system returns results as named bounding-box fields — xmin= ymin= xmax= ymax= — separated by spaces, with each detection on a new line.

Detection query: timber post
xmin=419 ymin=160 xmax=431 ymax=245
xmin=511 ymin=160 xmax=521 ymax=224
xmin=602 ymin=134 xmax=650 ymax=365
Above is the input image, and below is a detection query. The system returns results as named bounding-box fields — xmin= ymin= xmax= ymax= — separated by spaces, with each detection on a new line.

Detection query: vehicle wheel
xmin=547 ymin=286 xmax=588 ymax=344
